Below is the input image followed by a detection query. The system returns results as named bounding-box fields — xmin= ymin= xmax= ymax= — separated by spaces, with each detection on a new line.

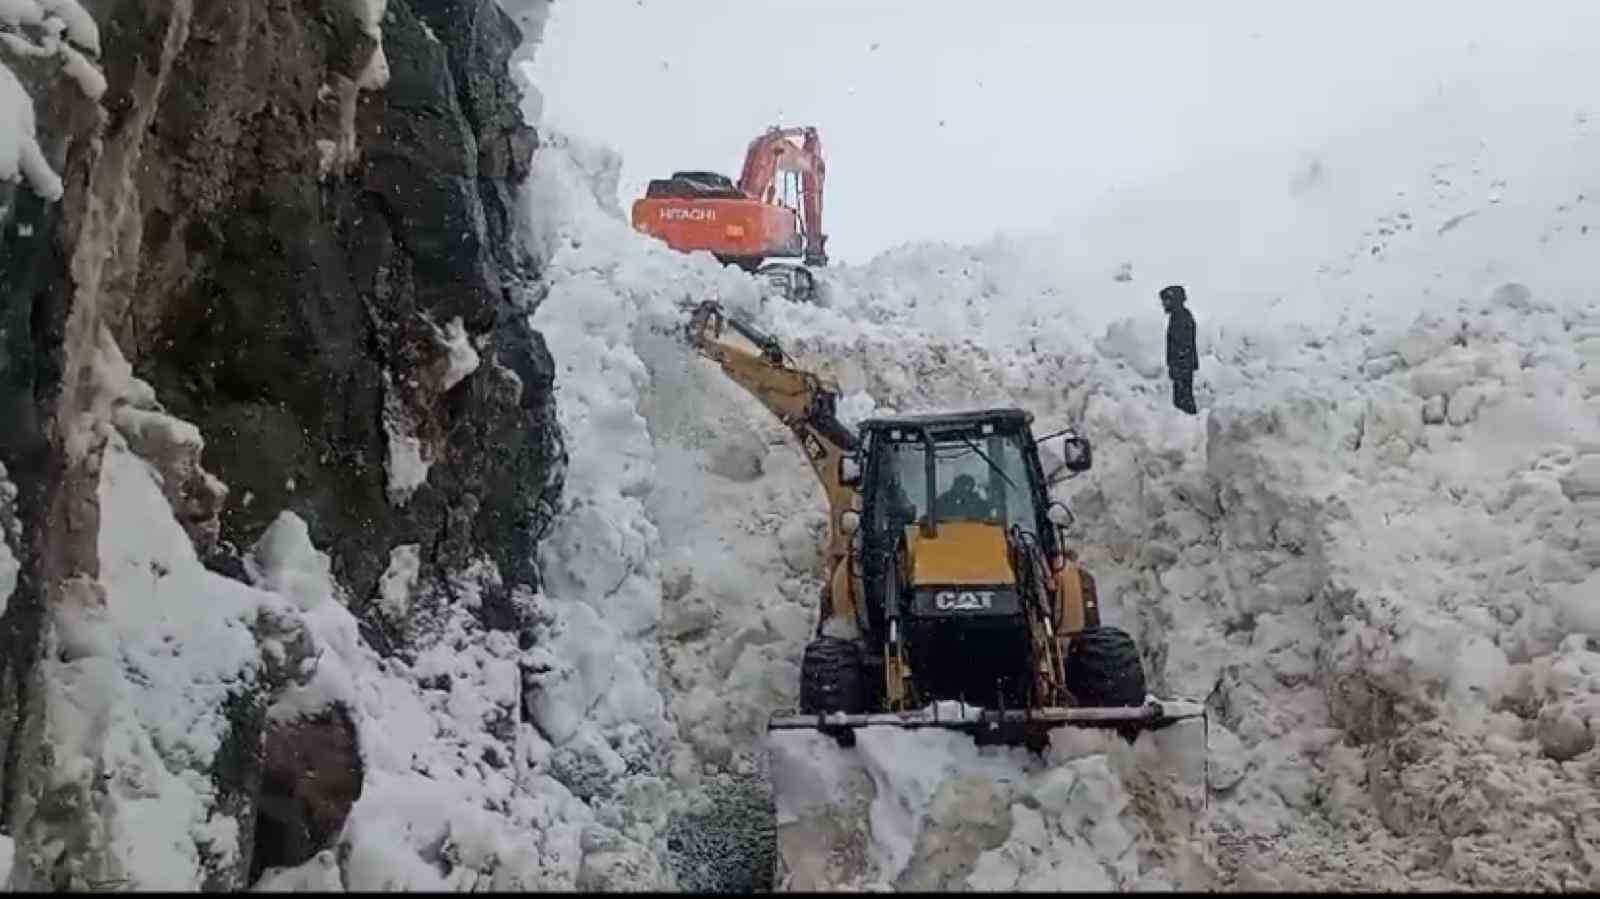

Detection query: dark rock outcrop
xmin=0 ymin=0 xmax=563 ymax=886
xmin=127 ymin=0 xmax=562 ymax=625
xmin=251 ymin=706 xmax=365 ymax=882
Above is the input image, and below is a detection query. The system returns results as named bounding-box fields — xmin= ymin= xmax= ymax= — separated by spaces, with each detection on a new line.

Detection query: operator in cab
xmin=936 ymin=473 xmax=991 ymax=520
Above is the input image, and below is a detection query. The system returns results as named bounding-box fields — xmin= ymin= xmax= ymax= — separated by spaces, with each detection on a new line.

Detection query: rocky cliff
xmin=0 ymin=0 xmax=564 ymax=888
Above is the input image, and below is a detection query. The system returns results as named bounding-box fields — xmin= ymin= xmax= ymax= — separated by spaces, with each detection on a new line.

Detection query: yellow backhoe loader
xmin=684 ymin=300 xmax=1205 ymax=751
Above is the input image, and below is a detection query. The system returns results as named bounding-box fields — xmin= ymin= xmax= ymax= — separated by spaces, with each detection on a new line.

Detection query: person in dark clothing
xmin=936 ymin=473 xmax=991 ymax=520
xmin=1161 ymin=285 xmax=1198 ymax=414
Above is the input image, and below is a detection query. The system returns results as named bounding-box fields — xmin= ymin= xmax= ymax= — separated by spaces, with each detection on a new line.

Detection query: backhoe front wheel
xmin=1064 ymin=626 xmax=1148 ymax=707
xmin=798 ymin=636 xmax=866 ymax=748
xmin=1064 ymin=626 xmax=1148 ymax=744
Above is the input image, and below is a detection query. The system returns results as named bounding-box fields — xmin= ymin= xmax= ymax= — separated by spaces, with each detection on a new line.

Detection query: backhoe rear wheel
xmin=799 ymin=636 xmax=866 ymax=748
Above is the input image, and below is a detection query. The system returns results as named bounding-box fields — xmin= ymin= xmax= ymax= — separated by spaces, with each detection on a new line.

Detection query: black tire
xmin=799 ymin=636 xmax=867 ymax=714
xmin=799 ymin=637 xmax=866 ymax=749
xmin=1063 ymin=626 xmax=1147 ymax=708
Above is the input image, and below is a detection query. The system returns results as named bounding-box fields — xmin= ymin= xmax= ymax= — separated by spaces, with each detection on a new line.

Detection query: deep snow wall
xmin=0 ymin=0 xmax=566 ymax=888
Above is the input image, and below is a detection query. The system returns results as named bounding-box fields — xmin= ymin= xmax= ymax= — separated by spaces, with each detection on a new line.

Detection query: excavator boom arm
xmin=737 ymin=127 xmax=828 ymax=266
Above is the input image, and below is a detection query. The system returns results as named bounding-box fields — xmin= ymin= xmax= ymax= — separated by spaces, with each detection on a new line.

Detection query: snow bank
xmin=21 ymin=423 xmax=269 ymax=889
xmin=0 ymin=0 xmax=105 ymax=199
xmin=18 ymin=391 xmax=644 ymax=890
xmin=244 ymin=509 xmax=625 ymax=892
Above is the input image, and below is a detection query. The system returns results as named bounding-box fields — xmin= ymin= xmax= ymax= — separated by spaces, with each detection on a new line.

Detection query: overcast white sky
xmin=531 ymin=0 xmax=1600 ymax=264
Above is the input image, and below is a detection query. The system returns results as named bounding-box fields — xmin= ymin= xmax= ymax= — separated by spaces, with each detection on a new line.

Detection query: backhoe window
xmin=873 ymin=429 xmax=1039 ymax=536
xmin=875 ymin=442 xmax=928 ymax=530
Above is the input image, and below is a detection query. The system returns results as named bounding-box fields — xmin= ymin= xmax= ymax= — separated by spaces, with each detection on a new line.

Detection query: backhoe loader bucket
xmin=767 ymin=697 xmax=1206 ymax=750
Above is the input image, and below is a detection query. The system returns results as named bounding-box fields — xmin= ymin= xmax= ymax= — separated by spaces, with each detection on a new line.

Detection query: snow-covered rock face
xmin=0 ymin=0 xmax=574 ymax=891
xmin=0 ymin=0 xmax=104 ymax=201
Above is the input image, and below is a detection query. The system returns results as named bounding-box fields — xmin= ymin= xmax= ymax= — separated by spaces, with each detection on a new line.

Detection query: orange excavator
xmin=631 ymin=126 xmax=828 ymax=303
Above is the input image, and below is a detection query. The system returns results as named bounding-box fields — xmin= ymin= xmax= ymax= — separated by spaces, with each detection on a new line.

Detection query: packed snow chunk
xmin=1095 ymin=317 xmax=1166 ymax=378
xmin=35 ymin=0 xmax=102 ymax=53
xmin=851 ymin=727 xmax=1033 ymax=885
xmin=436 ymin=316 xmax=480 ymax=392
xmin=348 ymin=0 xmax=386 ymax=37
xmin=1559 ymin=453 xmax=1600 ymax=502
xmin=1448 ymin=635 xmax=1511 ymax=705
xmin=777 ymin=511 xmax=824 ymax=577
xmin=250 ymin=511 xmax=338 ymax=614
xmin=252 ymin=849 xmax=344 ymax=892
xmin=1409 ymin=348 xmax=1478 ymax=399
xmin=382 ymin=380 xmax=430 ymax=505
xmin=1446 ymin=384 xmax=1487 ymax=425
xmin=525 ymin=597 xmax=662 ymax=746
xmin=58 ymin=42 xmax=105 ymax=99
xmin=0 ymin=1 xmax=107 ymax=100
xmin=376 ymin=543 xmax=422 ymax=621
xmin=1554 ymin=573 xmax=1600 ymax=639
xmin=893 ymin=776 xmax=1012 ymax=892
xmin=1534 ymin=704 xmax=1593 ymax=761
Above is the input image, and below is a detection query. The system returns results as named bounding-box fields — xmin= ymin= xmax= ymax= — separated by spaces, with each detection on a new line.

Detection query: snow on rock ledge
xmin=13 ymin=415 xmax=617 ymax=889
xmin=0 ymin=0 xmax=106 ymax=200
xmin=21 ymin=430 xmax=275 ymax=889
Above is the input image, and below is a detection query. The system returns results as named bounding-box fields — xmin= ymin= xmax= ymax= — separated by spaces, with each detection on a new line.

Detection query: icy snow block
xmin=1031 ymin=766 xmax=1079 ymax=817
xmin=1421 ymin=395 xmax=1447 ymax=425
xmin=1362 ymin=352 xmax=1406 ymax=379
xmin=707 ymin=429 xmax=766 ymax=483
xmin=1410 ymin=350 xmax=1478 ymax=400
xmin=778 ymin=514 xmax=824 ymax=577
xmin=1058 ymin=756 xmax=1127 ymax=826
xmin=1555 ymin=574 xmax=1600 ymax=638
xmin=1559 ymin=455 xmax=1600 ymax=501
xmin=1447 ymin=385 xmax=1486 ymax=426
xmin=1536 ymin=705 xmax=1594 ymax=761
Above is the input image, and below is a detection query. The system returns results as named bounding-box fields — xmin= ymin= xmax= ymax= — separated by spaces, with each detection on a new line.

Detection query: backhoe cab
xmin=683 ymin=300 xmax=1203 ymax=751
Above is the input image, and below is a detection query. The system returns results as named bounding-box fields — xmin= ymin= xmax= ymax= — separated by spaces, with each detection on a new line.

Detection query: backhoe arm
xmin=686 ymin=300 xmax=855 ymax=486
xmin=685 ymin=301 xmax=859 ymax=615
xmin=737 ymin=126 xmax=828 ymax=266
